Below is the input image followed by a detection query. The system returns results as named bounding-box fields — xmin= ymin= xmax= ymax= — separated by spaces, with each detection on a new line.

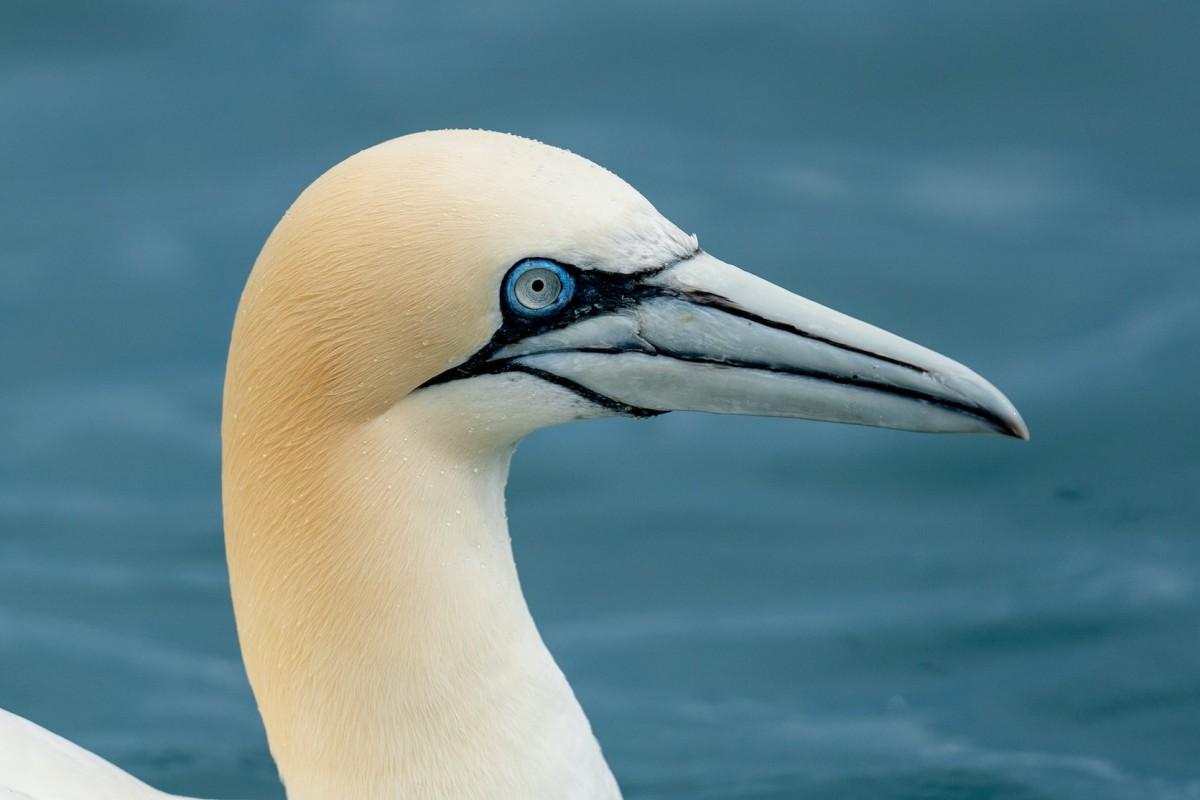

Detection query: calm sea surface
xmin=1 ymin=2 xmax=1198 ymax=798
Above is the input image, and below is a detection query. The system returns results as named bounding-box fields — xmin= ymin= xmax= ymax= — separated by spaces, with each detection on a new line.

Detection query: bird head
xmin=226 ymin=130 xmax=1027 ymax=453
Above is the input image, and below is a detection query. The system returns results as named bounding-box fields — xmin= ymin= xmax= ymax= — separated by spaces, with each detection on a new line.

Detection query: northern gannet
xmin=0 ymin=130 xmax=1027 ymax=800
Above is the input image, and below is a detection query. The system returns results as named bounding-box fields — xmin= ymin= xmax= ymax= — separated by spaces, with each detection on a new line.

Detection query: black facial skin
xmin=419 ymin=254 xmax=1020 ymax=434
xmin=419 ymin=259 xmax=676 ymax=417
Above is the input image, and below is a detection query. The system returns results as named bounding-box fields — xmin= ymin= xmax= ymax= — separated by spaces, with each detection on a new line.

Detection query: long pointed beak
xmin=499 ymin=252 xmax=1028 ymax=438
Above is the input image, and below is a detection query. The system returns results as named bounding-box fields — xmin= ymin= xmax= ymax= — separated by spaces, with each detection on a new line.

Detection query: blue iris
xmin=504 ymin=259 xmax=575 ymax=317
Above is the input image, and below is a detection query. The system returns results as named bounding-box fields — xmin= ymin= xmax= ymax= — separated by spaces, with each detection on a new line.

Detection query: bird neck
xmin=222 ymin=406 xmax=620 ymax=800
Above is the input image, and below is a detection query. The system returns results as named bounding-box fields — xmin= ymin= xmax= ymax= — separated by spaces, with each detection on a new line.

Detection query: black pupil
xmin=531 ymin=278 xmax=545 ymax=292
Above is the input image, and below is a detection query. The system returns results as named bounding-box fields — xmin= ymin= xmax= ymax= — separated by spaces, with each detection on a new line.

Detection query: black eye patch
xmin=422 ymin=260 xmax=674 ymax=389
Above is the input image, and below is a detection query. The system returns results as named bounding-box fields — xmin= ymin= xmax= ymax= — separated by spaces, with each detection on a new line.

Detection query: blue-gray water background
xmin=2 ymin=2 xmax=1198 ymax=798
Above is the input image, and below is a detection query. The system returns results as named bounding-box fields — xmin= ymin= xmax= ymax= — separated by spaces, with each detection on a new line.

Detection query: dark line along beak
xmin=432 ymin=252 xmax=1028 ymax=438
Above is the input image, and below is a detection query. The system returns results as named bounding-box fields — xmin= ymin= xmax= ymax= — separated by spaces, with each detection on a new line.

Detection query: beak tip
xmin=1006 ymin=417 xmax=1031 ymax=441
xmin=992 ymin=404 xmax=1029 ymax=440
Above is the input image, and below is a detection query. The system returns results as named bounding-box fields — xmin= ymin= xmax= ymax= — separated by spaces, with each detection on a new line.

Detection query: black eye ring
xmin=503 ymin=259 xmax=575 ymax=317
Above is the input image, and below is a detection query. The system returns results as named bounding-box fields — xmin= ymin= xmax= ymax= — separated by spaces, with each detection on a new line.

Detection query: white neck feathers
xmin=223 ymin=398 xmax=619 ymax=799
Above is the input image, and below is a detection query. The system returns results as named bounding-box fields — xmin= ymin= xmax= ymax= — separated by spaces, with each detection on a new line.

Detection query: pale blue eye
xmin=504 ymin=259 xmax=574 ymax=316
